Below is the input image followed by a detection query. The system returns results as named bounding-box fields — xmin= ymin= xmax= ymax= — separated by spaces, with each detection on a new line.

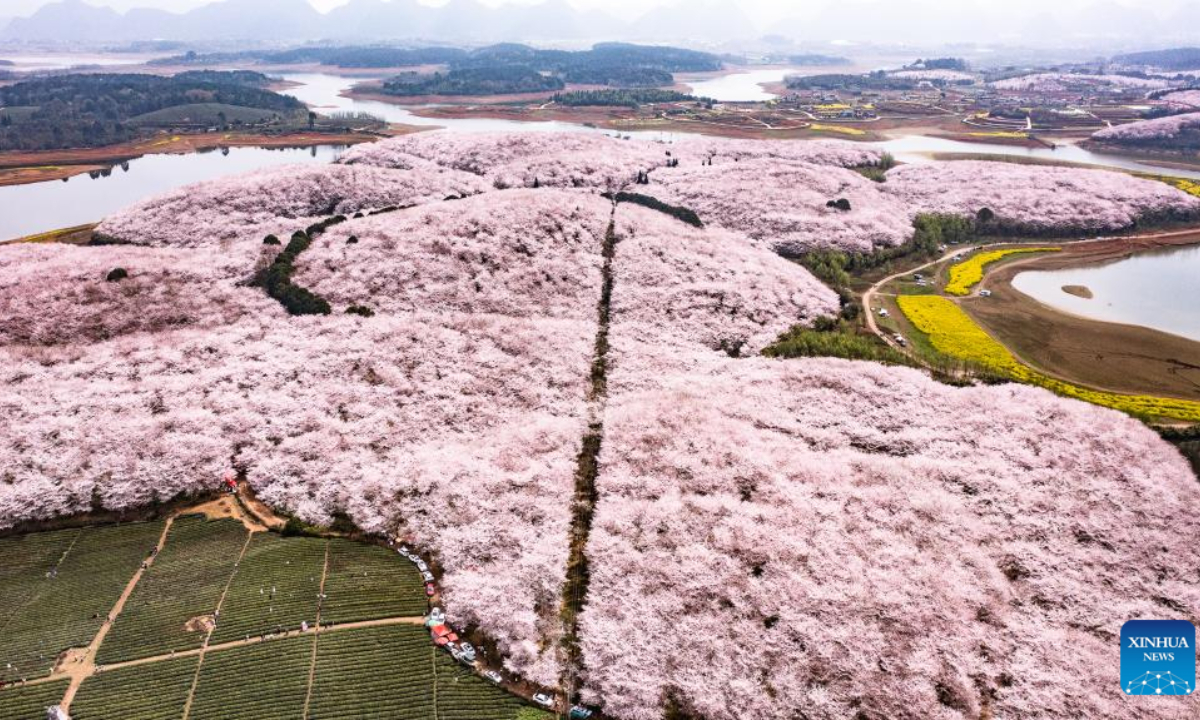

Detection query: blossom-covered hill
xmin=643 ymin=158 xmax=914 ymax=254
xmin=1091 ymin=111 xmax=1200 ymax=149
xmin=94 ymin=163 xmax=490 ymax=270
xmin=583 ymin=353 xmax=1199 ymax=720
xmin=989 ymin=73 xmax=1169 ymax=93
xmin=882 ymin=161 xmax=1200 ymax=232
xmin=2 ymin=132 xmax=1198 ymax=719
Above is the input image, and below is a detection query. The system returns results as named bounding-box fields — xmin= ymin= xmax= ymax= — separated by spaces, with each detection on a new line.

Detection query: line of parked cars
xmin=392 ymin=541 xmax=594 ymax=719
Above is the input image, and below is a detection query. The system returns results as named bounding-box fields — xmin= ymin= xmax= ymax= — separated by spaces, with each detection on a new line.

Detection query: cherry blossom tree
xmin=646 ymin=158 xmax=914 ymax=254
xmin=1 ymin=132 xmax=1197 ymax=717
xmin=882 ymin=161 xmax=1200 ymax=232
xmin=581 ymin=351 xmax=1200 ymax=720
xmin=1093 ymin=112 xmax=1200 ymax=142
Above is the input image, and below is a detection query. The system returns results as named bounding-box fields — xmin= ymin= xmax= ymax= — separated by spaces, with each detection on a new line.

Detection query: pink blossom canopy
xmin=1 ymin=132 xmax=1197 ymax=719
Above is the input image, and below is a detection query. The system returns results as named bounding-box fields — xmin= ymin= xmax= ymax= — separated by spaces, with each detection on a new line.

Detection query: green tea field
xmin=0 ymin=500 xmax=547 ymax=720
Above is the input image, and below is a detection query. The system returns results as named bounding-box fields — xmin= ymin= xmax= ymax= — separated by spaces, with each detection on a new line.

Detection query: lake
xmin=1012 ymin=244 xmax=1200 ymax=342
xmin=5 ymin=71 xmax=1200 ymax=242
xmin=0 ymin=145 xmax=347 ymax=241
xmin=683 ymin=67 xmax=795 ymax=102
xmin=877 ymin=135 xmax=1200 ymax=181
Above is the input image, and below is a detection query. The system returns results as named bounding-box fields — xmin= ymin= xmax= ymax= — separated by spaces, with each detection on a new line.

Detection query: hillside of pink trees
xmin=1092 ymin=112 xmax=1200 ymax=142
xmin=1163 ymin=90 xmax=1200 ymax=109
xmin=94 ymin=163 xmax=489 ymax=268
xmin=0 ymin=243 xmax=281 ymax=346
xmin=339 ymin=132 xmax=886 ymax=192
xmin=989 ymin=73 xmax=1169 ymax=92
xmin=295 ymin=191 xmax=611 ymax=319
xmin=3 ymin=132 xmax=1199 ymax=716
xmin=645 ymin=158 xmax=914 ymax=254
xmin=582 ymin=343 xmax=1200 ymax=719
xmin=890 ymin=69 xmax=976 ymax=83
xmin=882 ymin=161 xmax=1200 ymax=231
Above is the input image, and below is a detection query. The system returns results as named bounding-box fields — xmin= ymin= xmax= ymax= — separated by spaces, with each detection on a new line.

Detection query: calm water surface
xmin=0 ymin=145 xmax=346 ymax=240
xmin=1012 ymin=244 xmax=1200 ymax=342
xmin=684 ymin=67 xmax=795 ymax=102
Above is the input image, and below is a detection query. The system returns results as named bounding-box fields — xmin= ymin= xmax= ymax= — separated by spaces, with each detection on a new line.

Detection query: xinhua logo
xmin=1121 ymin=620 xmax=1195 ymax=696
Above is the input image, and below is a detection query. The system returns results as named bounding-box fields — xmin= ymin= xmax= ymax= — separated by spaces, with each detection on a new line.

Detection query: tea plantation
xmin=0 ymin=514 xmax=548 ymax=720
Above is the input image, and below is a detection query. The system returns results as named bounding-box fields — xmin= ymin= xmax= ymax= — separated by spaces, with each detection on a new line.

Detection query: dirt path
xmin=235 ymin=484 xmax=286 ymax=531
xmin=191 ymin=492 xmax=267 ymax=532
xmin=300 ymin=541 xmax=331 ymax=720
xmin=59 ymin=517 xmax=175 ymax=712
xmin=555 ymin=215 xmax=615 ymax=711
xmin=180 ymin=530 xmax=254 ymax=720
xmin=91 ymin=615 xmax=426 ymax=676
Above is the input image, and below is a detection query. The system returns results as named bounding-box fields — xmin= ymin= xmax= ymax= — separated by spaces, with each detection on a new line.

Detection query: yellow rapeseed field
xmin=1139 ymin=174 xmax=1200 ymax=198
xmin=897 ymin=295 xmax=1200 ymax=422
xmin=967 ymin=131 xmax=1029 ymax=139
xmin=809 ymin=124 xmax=867 ymax=136
xmin=944 ymin=247 xmax=1059 ymax=296
xmin=1170 ymin=178 xmax=1200 ymax=198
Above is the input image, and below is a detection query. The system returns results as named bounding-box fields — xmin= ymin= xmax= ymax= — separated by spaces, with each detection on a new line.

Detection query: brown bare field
xmin=966 ymin=233 xmax=1200 ymax=402
xmin=931 ymin=132 xmax=1051 ymax=148
xmin=0 ymin=164 xmax=113 ymax=186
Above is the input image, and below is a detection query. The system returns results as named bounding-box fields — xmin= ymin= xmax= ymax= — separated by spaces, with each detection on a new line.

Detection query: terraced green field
xmin=188 ymin=635 xmax=314 ymax=720
xmin=0 ymin=517 xmax=544 ymax=720
xmin=307 ymin=625 xmax=435 ymax=720
xmin=0 ymin=679 xmax=69 ymax=720
xmin=0 ymin=529 xmax=81 ymax=632
xmin=0 ymin=522 xmax=164 ymax=682
xmin=72 ymin=656 xmax=198 ymax=720
xmin=321 ymin=541 xmax=428 ymax=625
xmin=97 ymin=516 xmax=249 ymax=663
xmin=210 ymin=534 xmax=326 ymax=644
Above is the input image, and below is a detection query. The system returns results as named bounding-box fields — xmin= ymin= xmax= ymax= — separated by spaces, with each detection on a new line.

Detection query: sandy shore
xmin=967 ymin=232 xmax=1200 ymax=402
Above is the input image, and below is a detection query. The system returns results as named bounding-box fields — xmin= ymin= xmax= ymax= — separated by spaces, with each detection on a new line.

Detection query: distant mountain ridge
xmin=6 ymin=0 xmax=1200 ymax=46
xmin=0 ymin=0 xmax=756 ymax=43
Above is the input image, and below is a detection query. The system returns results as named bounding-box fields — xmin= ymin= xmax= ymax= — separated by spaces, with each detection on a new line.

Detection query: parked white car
xmin=533 ymin=693 xmax=555 ymax=708
xmin=483 ymin=670 xmax=503 ymax=684
xmin=421 ymin=570 xmax=434 ymax=582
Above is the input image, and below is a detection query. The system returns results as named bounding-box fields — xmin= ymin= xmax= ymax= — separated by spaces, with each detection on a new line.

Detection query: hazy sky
xmin=0 ymin=0 xmax=1181 ymax=26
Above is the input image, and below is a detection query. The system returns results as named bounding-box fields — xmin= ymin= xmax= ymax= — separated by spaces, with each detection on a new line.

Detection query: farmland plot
xmin=188 ymin=635 xmax=314 ymax=720
xmin=97 ymin=517 xmax=248 ymax=663
xmin=320 ymin=542 xmax=427 ymax=626
xmin=306 ymin=624 xmax=434 ymax=720
xmin=71 ymin=656 xmax=197 ymax=720
xmin=210 ymin=534 xmax=326 ymax=644
xmin=0 ymin=522 xmax=163 ymax=682
xmin=0 ymin=679 xmax=69 ymax=720
xmin=0 ymin=530 xmax=80 ymax=630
